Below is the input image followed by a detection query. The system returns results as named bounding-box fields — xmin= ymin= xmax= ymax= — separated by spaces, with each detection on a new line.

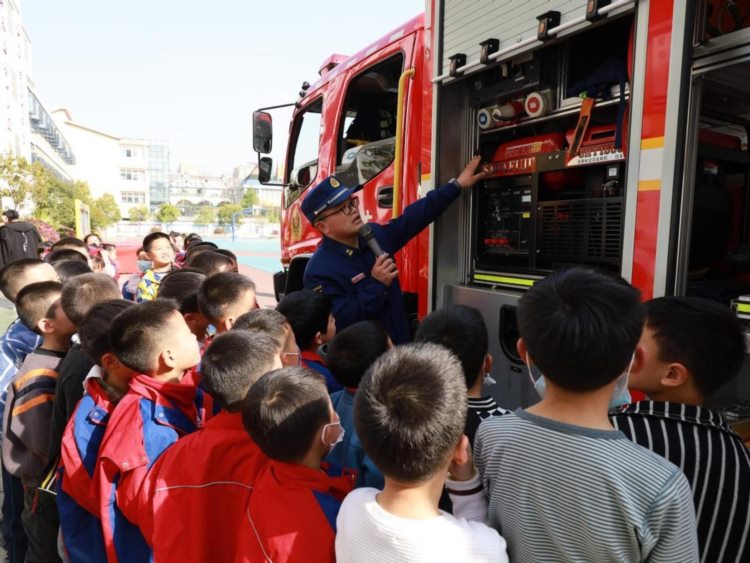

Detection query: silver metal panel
xmin=440 ymin=0 xmax=590 ymax=75
xmin=443 ymin=284 xmax=538 ymax=410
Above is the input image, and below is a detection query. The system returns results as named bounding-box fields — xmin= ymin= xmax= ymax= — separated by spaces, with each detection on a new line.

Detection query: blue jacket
xmin=327 ymin=389 xmax=384 ymax=489
xmin=304 ymin=181 xmax=461 ymax=344
xmin=0 ymin=319 xmax=42 ymax=428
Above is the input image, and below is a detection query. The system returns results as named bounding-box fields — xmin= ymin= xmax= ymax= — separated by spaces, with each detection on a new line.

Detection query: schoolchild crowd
xmin=0 ymin=231 xmax=747 ymax=563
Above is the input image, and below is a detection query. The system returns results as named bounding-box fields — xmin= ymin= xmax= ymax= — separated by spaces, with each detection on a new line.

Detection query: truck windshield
xmin=285 ymin=97 xmax=323 ymax=208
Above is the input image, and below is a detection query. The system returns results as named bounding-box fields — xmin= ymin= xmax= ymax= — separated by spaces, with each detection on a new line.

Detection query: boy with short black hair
xmin=336 ymin=343 xmax=507 ymax=562
xmin=45 ymin=248 xmax=90 ymax=265
xmin=233 ymin=309 xmax=301 ymax=367
xmin=57 ymin=299 xmax=134 ymax=562
xmin=465 ymin=267 xmax=699 ymax=562
xmin=325 ymin=321 xmax=389 ymax=488
xmin=157 ymin=269 xmax=209 ymax=343
xmin=0 ymin=259 xmax=57 ymax=562
xmin=50 ymin=237 xmax=90 ymax=262
xmin=277 ymin=289 xmax=339 ymax=392
xmin=416 ymin=305 xmax=510 ymax=444
xmin=611 ymin=296 xmax=749 ymax=563
xmin=96 ymin=300 xmax=205 ymax=562
xmin=197 ymin=271 xmax=256 ymax=333
xmin=2 ymin=281 xmax=76 ymax=563
xmin=187 ymin=250 xmax=234 ymax=277
xmin=136 ymin=232 xmax=175 ymax=302
xmin=53 ymin=259 xmax=92 ymax=283
xmin=145 ymin=330 xmax=283 ymax=562
xmin=238 ymin=367 xmax=355 ymax=562
xmin=215 ymin=248 xmax=239 ymax=272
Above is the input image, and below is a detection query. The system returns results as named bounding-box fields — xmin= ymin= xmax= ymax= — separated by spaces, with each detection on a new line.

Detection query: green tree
xmin=241 ymin=188 xmax=258 ymax=209
xmin=194 ymin=206 xmax=216 ymax=225
xmin=34 ymin=178 xmax=93 ymax=230
xmin=267 ymin=207 xmax=281 ymax=223
xmin=217 ymin=204 xmax=243 ymax=226
xmin=129 ymin=205 xmax=150 ymax=224
xmin=91 ymin=193 xmax=122 ymax=229
xmin=155 ymin=203 xmax=180 ymax=228
xmin=0 ymin=154 xmax=35 ymax=207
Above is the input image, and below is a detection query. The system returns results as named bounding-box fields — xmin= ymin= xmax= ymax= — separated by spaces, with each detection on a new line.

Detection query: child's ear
xmin=661 ymin=363 xmax=689 ymax=388
xmin=37 ymin=318 xmax=53 ymax=335
xmin=160 ymin=348 xmax=178 ymax=370
xmin=516 ymin=338 xmax=528 ymax=363
xmin=313 ymin=331 xmax=324 ymax=347
xmin=223 ymin=318 xmax=235 ymax=332
xmin=452 ymin=435 xmax=470 ymax=465
xmin=483 ymin=353 xmax=493 ymax=374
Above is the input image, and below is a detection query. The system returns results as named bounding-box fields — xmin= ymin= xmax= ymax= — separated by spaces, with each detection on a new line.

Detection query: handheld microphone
xmin=359 ymin=224 xmax=384 ymax=257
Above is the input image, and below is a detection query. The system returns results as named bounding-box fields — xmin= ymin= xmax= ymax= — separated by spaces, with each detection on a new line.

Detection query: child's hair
xmin=415 ymin=305 xmax=488 ymax=389
xmin=45 ymin=248 xmax=89 ymax=264
xmin=109 ymin=299 xmax=181 ymax=374
xmin=185 ymin=233 xmax=203 ymax=247
xmin=16 ymin=281 xmax=64 ymax=334
xmin=157 ymin=269 xmax=206 ymax=314
xmin=327 ymin=321 xmax=389 ymax=389
xmin=197 ymin=272 xmax=256 ymax=323
xmin=276 ymin=289 xmax=332 ymax=349
xmin=518 ymin=267 xmax=644 ymax=391
xmin=355 ymin=343 xmax=467 ymax=482
xmin=61 ymin=273 xmax=122 ymax=327
xmin=79 ymin=300 xmax=134 ymax=365
xmin=0 ymin=258 xmax=53 ymax=302
xmin=215 ymin=248 xmax=237 ymax=265
xmin=202 ymin=331 xmax=282 ymax=411
xmin=91 ymin=255 xmax=106 ymax=272
xmin=101 ymin=243 xmax=117 ymax=253
xmin=243 ymin=367 xmax=329 ymax=462
xmin=142 ymin=232 xmax=172 ymax=253
xmin=188 ymin=251 xmax=234 ymax=277
xmin=233 ymin=309 xmax=288 ymax=348
xmin=645 ymin=296 xmax=745 ymax=396
xmin=53 ymin=260 xmax=93 ymax=283
xmin=184 ymin=241 xmax=219 ymax=264
xmin=52 ymin=237 xmax=89 ymax=254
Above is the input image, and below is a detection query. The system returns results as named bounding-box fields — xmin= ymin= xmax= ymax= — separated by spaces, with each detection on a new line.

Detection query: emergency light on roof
xmin=319 ymin=54 xmax=349 ymax=76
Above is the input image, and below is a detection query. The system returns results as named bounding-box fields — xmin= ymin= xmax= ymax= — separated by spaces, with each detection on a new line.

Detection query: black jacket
xmin=0 ymin=221 xmax=43 ymax=267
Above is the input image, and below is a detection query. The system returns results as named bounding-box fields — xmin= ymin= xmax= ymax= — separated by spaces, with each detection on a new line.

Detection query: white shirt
xmin=335 ymin=488 xmax=508 ymax=563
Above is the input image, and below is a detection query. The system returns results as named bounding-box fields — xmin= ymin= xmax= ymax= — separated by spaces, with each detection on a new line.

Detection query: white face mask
xmin=525 ymin=352 xmax=635 ymax=410
xmin=321 ymin=421 xmax=345 ymax=455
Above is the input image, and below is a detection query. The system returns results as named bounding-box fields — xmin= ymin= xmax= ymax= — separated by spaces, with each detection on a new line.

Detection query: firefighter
xmin=302 ymin=156 xmax=486 ymax=344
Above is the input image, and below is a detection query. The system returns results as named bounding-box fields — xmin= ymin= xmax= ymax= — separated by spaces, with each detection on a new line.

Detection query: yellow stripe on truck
xmin=473 ymin=274 xmax=536 ymax=287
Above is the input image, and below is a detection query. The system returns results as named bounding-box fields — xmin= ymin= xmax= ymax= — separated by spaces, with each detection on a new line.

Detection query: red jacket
xmin=143 ymin=411 xmax=267 ymax=562
xmin=235 ymin=461 xmax=356 ymax=563
xmin=96 ymin=375 xmax=209 ymax=563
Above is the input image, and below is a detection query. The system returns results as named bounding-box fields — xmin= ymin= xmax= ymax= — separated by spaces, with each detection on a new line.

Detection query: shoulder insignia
xmin=312 ymin=285 xmax=324 ymax=293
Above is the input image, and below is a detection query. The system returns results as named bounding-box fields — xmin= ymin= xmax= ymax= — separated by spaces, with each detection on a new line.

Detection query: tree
xmin=217 ymin=204 xmax=244 ymax=226
xmin=267 ymin=207 xmax=281 ymax=223
xmin=91 ymin=193 xmax=121 ymax=229
xmin=34 ymin=178 xmax=93 ymax=230
xmin=0 ymin=154 xmax=36 ymax=207
xmin=155 ymin=203 xmax=180 ymax=228
xmin=241 ymin=188 xmax=258 ymax=209
xmin=194 ymin=206 xmax=216 ymax=225
xmin=129 ymin=205 xmax=150 ymax=224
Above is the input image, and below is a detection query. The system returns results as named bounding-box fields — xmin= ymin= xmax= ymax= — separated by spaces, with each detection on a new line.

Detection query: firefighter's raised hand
xmin=456 ymin=155 xmax=488 ymax=188
xmin=371 ymin=253 xmax=399 ymax=286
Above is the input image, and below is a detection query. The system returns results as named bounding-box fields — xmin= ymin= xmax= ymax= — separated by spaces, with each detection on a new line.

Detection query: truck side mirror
xmin=258 ymin=157 xmax=273 ymax=184
xmin=252 ymin=111 xmax=273 ymax=154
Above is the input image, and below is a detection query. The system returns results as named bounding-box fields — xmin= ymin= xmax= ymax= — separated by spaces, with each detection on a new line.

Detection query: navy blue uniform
xmin=303 ymin=181 xmax=460 ymax=344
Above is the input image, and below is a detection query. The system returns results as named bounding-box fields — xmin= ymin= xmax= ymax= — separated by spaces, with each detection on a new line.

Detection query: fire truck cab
xmin=429 ymin=0 xmax=750 ymax=424
xmin=253 ymin=14 xmax=433 ymax=327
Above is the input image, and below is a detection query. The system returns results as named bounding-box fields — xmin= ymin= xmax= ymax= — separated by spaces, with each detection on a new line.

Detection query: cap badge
xmin=330 ymin=177 xmax=340 ymax=188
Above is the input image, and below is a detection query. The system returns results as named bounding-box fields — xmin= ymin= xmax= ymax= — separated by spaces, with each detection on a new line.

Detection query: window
xmin=120 ymin=169 xmax=140 ymax=181
xmin=121 ymin=191 xmax=146 ymax=204
xmin=334 ymin=54 xmax=404 ymax=187
xmin=285 ymin=97 xmax=323 ymax=208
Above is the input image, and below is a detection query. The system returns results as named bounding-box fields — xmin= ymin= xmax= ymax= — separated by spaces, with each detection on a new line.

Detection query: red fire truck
xmin=254 ymin=1 xmax=750 ymax=421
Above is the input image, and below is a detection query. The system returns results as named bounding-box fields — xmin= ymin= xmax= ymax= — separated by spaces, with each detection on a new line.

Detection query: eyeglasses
xmin=316 ymin=197 xmax=359 ymax=221
xmin=281 ymin=346 xmax=302 ymax=367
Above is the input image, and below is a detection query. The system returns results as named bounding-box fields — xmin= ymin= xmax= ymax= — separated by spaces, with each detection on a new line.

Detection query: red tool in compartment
xmin=481 ymin=133 xmax=565 ymax=178
xmin=565 ymin=122 xmax=629 ymax=167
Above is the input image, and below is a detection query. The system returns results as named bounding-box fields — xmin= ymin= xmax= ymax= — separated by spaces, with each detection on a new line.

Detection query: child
xmin=99 ymin=243 xmax=119 ymax=278
xmin=48 ymin=274 xmax=122 ymax=470
xmin=187 ymin=250 xmax=234 ymax=277
xmin=467 ymin=267 xmax=699 ymax=561
xmin=2 ymin=281 xmax=77 ymax=563
xmin=416 ymin=305 xmax=510 ymax=445
xmin=57 ymin=299 xmax=134 ymax=563
xmin=50 ymin=237 xmax=91 ymax=262
xmin=325 ymin=321 xmax=389 ymax=488
xmin=45 ymin=248 xmax=90 ymax=265
xmin=122 ymin=247 xmax=149 ymax=301
xmin=216 ymin=248 xmax=239 ymax=272
xmin=277 ymin=289 xmax=339 ymax=392
xmin=335 ymin=343 xmax=508 ymax=562
xmin=233 ymin=309 xmax=300 ymax=367
xmin=145 ymin=330 xmax=283 ymax=562
xmin=197 ymin=271 xmax=257 ymax=333
xmin=238 ymin=367 xmax=356 ymax=563
xmin=156 ymin=269 xmax=209 ymax=344
xmin=95 ymin=299 xmax=205 ymax=562
xmin=53 ymin=259 xmax=92 ymax=283
xmin=611 ymin=296 xmax=749 ymax=563
xmin=0 ymin=259 xmax=58 ymax=562
xmin=136 ymin=232 xmax=176 ymax=302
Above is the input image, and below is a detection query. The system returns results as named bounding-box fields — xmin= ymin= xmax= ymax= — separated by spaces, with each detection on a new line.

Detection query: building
xmin=28 ymin=90 xmax=75 ymax=181
xmin=170 ymin=163 xmax=233 ymax=217
xmin=52 ymin=109 xmax=170 ymax=218
xmin=0 ymin=0 xmax=32 ymax=159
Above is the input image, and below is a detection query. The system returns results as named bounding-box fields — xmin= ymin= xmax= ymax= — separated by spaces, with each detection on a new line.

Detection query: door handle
xmin=377 ymin=186 xmax=394 ymax=208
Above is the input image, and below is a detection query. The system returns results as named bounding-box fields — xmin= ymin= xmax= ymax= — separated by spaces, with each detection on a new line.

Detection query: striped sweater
xmin=1 ymin=348 xmax=66 ymax=480
xmin=475 ymin=409 xmax=700 ymax=562
xmin=611 ymin=401 xmax=750 ymax=563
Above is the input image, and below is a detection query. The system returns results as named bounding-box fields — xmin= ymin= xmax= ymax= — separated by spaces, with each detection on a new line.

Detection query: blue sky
xmin=23 ymin=0 xmax=423 ymax=175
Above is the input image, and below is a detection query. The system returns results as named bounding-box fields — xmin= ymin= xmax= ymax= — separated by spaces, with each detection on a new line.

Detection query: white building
xmin=28 ymin=90 xmax=75 ymax=181
xmin=0 ymin=0 xmax=32 ymax=159
xmin=170 ymin=163 xmax=233 ymax=217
